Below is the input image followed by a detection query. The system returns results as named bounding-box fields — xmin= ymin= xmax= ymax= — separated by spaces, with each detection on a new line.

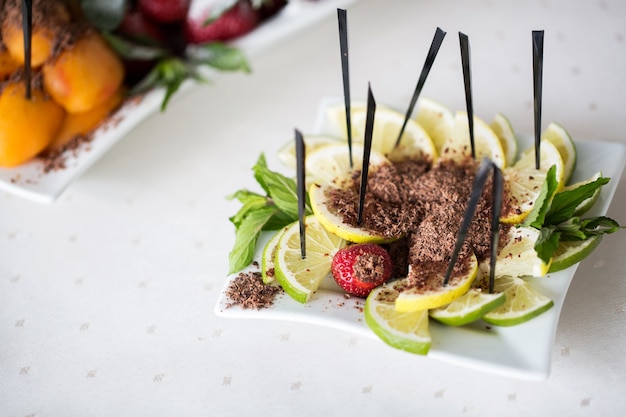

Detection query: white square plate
xmin=216 ymin=98 xmax=626 ymax=381
xmin=0 ymin=0 xmax=358 ymax=204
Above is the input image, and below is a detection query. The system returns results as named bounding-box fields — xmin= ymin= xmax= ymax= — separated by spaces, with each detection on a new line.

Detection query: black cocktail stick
xmin=295 ymin=129 xmax=307 ymax=259
xmin=532 ymin=30 xmax=544 ymax=170
xmin=488 ymin=165 xmax=503 ymax=294
xmin=337 ymin=8 xmax=353 ymax=168
xmin=357 ymin=84 xmax=376 ymax=225
xmin=443 ymin=158 xmax=494 ymax=286
xmin=395 ymin=27 xmax=446 ymax=148
xmin=22 ymin=0 xmax=33 ymax=99
xmin=459 ymin=32 xmax=475 ymax=159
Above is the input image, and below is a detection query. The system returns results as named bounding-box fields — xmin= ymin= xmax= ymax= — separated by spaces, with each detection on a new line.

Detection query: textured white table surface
xmin=2 ymin=0 xmax=626 ymax=416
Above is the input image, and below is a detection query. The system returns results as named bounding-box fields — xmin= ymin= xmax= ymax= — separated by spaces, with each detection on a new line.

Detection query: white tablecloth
xmin=2 ymin=0 xmax=626 ymax=415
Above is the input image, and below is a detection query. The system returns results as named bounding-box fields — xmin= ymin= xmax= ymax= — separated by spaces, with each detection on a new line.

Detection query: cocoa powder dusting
xmin=353 ymin=253 xmax=386 ymax=283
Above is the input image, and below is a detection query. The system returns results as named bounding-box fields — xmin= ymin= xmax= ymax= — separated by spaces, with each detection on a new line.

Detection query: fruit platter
xmin=0 ymin=0 xmax=358 ymax=203
xmin=216 ymin=94 xmax=625 ymax=380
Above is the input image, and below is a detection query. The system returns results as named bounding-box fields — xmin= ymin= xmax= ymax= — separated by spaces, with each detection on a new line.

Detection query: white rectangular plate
xmin=0 ymin=0 xmax=358 ymax=204
xmin=216 ymin=99 xmax=626 ymax=381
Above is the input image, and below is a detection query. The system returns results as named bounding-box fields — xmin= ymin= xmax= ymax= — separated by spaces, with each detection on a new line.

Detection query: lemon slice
xmin=415 ymin=96 xmax=454 ymax=153
xmin=394 ymin=253 xmax=479 ymax=312
xmin=274 ymin=215 xmax=347 ymax=303
xmin=500 ymin=140 xmax=565 ymax=224
xmin=261 ymin=229 xmax=283 ymax=284
xmin=495 ymin=226 xmax=551 ymax=277
xmin=490 ymin=113 xmax=518 ymax=167
xmin=429 ymin=288 xmax=506 ymax=326
xmin=309 ymin=181 xmax=399 ymax=244
xmin=541 ymin=122 xmax=577 ymax=185
xmin=305 ymin=143 xmax=390 ymax=186
xmin=482 ymin=276 xmax=554 ymax=326
xmin=442 ymin=111 xmax=506 ymax=168
xmin=277 ymin=134 xmax=341 ymax=170
xmin=548 ymin=235 xmax=603 ymax=273
xmin=349 ymin=107 xmax=437 ymax=163
xmin=561 ymin=171 xmax=602 ymax=217
xmin=324 ymin=100 xmax=390 ymax=138
xmin=364 ymin=285 xmax=431 ymax=355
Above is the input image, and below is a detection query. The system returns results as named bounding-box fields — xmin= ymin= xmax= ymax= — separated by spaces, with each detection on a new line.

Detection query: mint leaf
xmin=102 ymin=32 xmax=167 ymax=61
xmin=187 ymin=43 xmax=251 ymax=73
xmin=546 ymin=177 xmax=610 ymax=225
xmin=229 ymin=206 xmax=278 ymax=274
xmin=579 ymin=216 xmax=623 ymax=236
xmin=523 ymin=164 xmax=559 ymax=229
xmin=252 ymin=159 xmax=309 ymax=219
xmin=534 ymin=226 xmax=561 ymax=264
xmin=229 ymin=195 xmax=268 ymax=229
xmin=252 ymin=154 xmax=270 ymax=194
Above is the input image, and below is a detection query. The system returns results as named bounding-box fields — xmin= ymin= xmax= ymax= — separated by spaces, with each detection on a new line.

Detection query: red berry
xmin=331 ymin=244 xmax=393 ymax=298
xmin=139 ymin=0 xmax=190 ymax=24
xmin=184 ymin=0 xmax=260 ymax=44
xmin=118 ymin=8 xmax=167 ymax=46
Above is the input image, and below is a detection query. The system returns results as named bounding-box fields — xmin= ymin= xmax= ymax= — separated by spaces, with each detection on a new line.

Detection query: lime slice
xmin=350 ymin=107 xmax=437 ymax=163
xmin=261 ymin=229 xmax=283 ymax=284
xmin=364 ymin=285 xmax=431 ymax=355
xmin=309 ymin=181 xmax=399 ymax=244
xmin=490 ymin=113 xmax=518 ymax=167
xmin=415 ymin=96 xmax=454 ymax=153
xmin=442 ymin=111 xmax=506 ymax=168
xmin=495 ymin=226 xmax=551 ymax=277
xmin=394 ymin=253 xmax=479 ymax=312
xmin=548 ymin=235 xmax=603 ymax=273
xmin=277 ymin=134 xmax=341 ymax=170
xmin=482 ymin=276 xmax=554 ymax=326
xmin=305 ymin=143 xmax=390 ymax=186
xmin=429 ymin=288 xmax=506 ymax=326
xmin=542 ymin=122 xmax=577 ymax=185
xmin=274 ymin=215 xmax=347 ymax=303
xmin=500 ymin=140 xmax=565 ymax=224
xmin=561 ymin=171 xmax=602 ymax=216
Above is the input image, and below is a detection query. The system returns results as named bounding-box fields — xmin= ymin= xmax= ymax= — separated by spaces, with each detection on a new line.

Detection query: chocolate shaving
xmin=224 ymin=271 xmax=283 ymax=310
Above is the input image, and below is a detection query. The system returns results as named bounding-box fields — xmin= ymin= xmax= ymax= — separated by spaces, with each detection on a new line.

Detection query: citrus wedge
xmin=261 ymin=229 xmax=283 ymax=284
xmin=429 ymin=288 xmax=506 ymax=326
xmin=415 ymin=96 xmax=454 ymax=153
xmin=324 ymin=99 xmax=390 ymax=139
xmin=305 ymin=143 xmax=390 ymax=186
xmin=500 ymin=140 xmax=565 ymax=224
xmin=274 ymin=215 xmax=347 ymax=303
xmin=548 ymin=235 xmax=603 ymax=273
xmin=350 ymin=107 xmax=437 ymax=163
xmin=495 ymin=225 xmax=551 ymax=277
xmin=277 ymin=134 xmax=341 ymax=170
xmin=394 ymin=253 xmax=479 ymax=312
xmin=442 ymin=111 xmax=506 ymax=168
xmin=490 ymin=113 xmax=518 ymax=167
xmin=364 ymin=285 xmax=431 ymax=355
xmin=482 ymin=276 xmax=554 ymax=326
xmin=542 ymin=122 xmax=577 ymax=185
xmin=309 ymin=181 xmax=399 ymax=244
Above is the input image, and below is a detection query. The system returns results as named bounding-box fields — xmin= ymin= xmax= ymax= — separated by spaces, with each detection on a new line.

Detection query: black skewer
xmin=488 ymin=165 xmax=503 ymax=293
xmin=337 ymin=8 xmax=353 ymax=168
xmin=459 ymin=32 xmax=475 ymax=159
xmin=443 ymin=158 xmax=503 ymax=287
xmin=295 ymin=129 xmax=307 ymax=259
xmin=357 ymin=84 xmax=376 ymax=225
xmin=532 ymin=30 xmax=544 ymax=170
xmin=22 ymin=0 xmax=33 ymax=99
xmin=395 ymin=27 xmax=447 ymax=148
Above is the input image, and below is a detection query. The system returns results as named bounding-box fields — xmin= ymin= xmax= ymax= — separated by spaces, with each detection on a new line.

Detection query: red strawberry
xmin=138 ymin=0 xmax=191 ymax=24
xmin=331 ymin=244 xmax=393 ymax=298
xmin=184 ymin=0 xmax=260 ymax=44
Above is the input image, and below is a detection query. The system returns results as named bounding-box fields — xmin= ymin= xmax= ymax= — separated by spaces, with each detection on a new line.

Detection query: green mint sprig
xmin=227 ymin=154 xmax=311 ymax=274
xmin=522 ymin=166 xmax=623 ymax=264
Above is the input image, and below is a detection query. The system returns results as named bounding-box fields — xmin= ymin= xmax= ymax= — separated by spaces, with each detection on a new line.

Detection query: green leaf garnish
xmin=524 ymin=171 xmax=623 ymax=264
xmin=227 ymin=154 xmax=312 ymax=273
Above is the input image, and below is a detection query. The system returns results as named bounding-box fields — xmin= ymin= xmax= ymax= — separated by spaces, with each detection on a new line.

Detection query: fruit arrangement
xmin=225 ymin=97 xmax=623 ymax=355
xmin=0 ymin=0 xmax=287 ymax=169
